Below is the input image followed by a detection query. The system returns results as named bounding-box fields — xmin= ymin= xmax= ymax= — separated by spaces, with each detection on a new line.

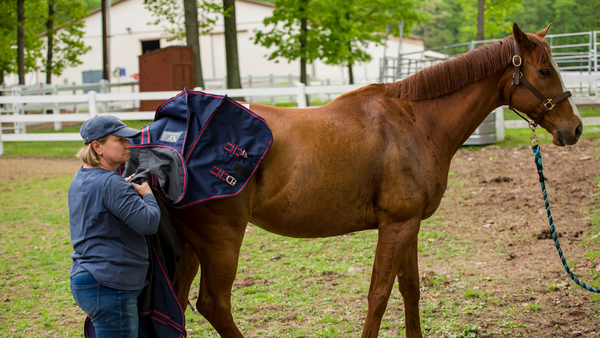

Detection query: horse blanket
xmin=119 ymin=88 xmax=273 ymax=208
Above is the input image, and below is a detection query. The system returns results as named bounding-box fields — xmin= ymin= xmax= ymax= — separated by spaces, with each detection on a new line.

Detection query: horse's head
xmin=504 ymin=23 xmax=582 ymax=146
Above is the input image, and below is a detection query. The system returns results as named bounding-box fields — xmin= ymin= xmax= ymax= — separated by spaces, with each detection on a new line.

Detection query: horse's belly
xmin=250 ymin=201 xmax=378 ymax=238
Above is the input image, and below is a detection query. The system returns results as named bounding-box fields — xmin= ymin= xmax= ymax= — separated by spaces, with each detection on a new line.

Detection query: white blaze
xmin=550 ymin=57 xmax=582 ymax=123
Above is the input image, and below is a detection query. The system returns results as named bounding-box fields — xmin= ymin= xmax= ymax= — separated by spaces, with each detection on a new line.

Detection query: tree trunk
xmin=183 ymin=0 xmax=204 ymax=89
xmin=17 ymin=0 xmax=25 ymax=85
xmin=477 ymin=0 xmax=485 ymax=41
xmin=46 ymin=0 xmax=55 ymax=84
xmin=299 ymin=0 xmax=309 ymax=104
xmin=223 ymin=0 xmax=241 ymax=89
xmin=299 ymin=0 xmax=308 ymax=86
xmin=101 ymin=0 xmax=109 ymax=81
xmin=223 ymin=0 xmax=243 ymax=100
xmin=348 ymin=62 xmax=354 ymax=85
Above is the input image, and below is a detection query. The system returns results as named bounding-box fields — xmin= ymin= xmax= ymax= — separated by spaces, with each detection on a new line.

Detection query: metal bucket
xmin=463 ymin=110 xmax=498 ymax=145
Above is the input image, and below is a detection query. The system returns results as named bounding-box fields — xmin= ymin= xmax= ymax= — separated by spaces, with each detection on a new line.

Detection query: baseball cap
xmin=80 ymin=115 xmax=142 ymax=144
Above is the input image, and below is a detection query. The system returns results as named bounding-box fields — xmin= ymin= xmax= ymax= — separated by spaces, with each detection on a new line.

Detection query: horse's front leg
xmin=398 ymin=238 xmax=423 ymax=337
xmin=173 ymin=240 xmax=200 ymax=307
xmin=362 ymin=218 xmax=421 ymax=338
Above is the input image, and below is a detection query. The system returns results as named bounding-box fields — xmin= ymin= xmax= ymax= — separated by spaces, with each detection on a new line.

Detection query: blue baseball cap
xmin=80 ymin=115 xmax=141 ymax=144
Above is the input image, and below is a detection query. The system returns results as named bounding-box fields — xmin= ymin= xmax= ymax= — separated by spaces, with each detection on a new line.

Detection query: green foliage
xmin=318 ymin=0 xmax=425 ymax=69
xmin=44 ymin=0 xmax=92 ymax=78
xmin=0 ymin=0 xmax=46 ymax=76
xmin=458 ymin=0 xmax=522 ymax=39
xmin=413 ymin=0 xmax=600 ymax=48
xmin=254 ymin=0 xmax=321 ymax=64
xmin=254 ymin=0 xmax=424 ymax=68
xmin=0 ymin=0 xmax=90 ymax=81
xmin=143 ymin=0 xmax=223 ymax=42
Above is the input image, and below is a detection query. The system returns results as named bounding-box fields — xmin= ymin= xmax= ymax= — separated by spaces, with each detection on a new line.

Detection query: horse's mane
xmin=384 ymin=34 xmax=551 ymax=100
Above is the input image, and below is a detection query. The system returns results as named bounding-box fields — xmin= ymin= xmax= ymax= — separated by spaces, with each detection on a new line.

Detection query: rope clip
xmin=529 ymin=122 xmax=539 ymax=145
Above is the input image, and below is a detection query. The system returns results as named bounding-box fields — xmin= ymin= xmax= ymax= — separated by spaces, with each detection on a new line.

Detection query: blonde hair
xmin=76 ymin=135 xmax=109 ymax=166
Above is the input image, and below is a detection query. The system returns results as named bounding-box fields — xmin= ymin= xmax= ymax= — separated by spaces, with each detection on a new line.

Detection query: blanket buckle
xmin=225 ymin=175 xmax=237 ymax=186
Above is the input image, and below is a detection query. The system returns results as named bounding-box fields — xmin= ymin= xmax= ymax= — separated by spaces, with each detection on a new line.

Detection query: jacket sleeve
xmin=103 ymin=174 xmax=161 ymax=235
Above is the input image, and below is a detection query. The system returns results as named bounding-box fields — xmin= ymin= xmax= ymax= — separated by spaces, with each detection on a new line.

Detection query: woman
xmin=68 ymin=115 xmax=160 ymax=337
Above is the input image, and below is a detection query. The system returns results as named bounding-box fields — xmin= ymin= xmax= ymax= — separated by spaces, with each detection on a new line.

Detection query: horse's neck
xmin=417 ymin=71 xmax=505 ymax=156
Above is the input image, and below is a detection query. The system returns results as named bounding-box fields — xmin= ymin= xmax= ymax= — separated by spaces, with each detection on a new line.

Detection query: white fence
xmin=0 ymin=83 xmax=599 ymax=156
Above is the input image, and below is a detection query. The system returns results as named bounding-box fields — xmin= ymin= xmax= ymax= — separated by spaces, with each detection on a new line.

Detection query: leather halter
xmin=507 ymin=39 xmax=572 ymax=126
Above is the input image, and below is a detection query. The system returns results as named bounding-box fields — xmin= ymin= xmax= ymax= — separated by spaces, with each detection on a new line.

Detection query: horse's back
xmin=244 ymin=84 xmax=435 ymax=237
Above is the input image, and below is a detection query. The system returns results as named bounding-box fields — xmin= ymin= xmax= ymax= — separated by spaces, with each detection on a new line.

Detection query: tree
xmin=223 ymin=0 xmax=241 ymax=90
xmin=144 ymin=0 xmax=222 ymax=89
xmin=44 ymin=0 xmax=91 ymax=84
xmin=182 ymin=0 xmax=204 ymax=88
xmin=0 ymin=0 xmax=17 ymax=85
xmin=254 ymin=0 xmax=321 ymax=87
xmin=255 ymin=0 xmax=424 ymax=85
xmin=459 ymin=0 xmax=522 ymax=41
xmin=17 ymin=0 xmax=25 ymax=84
xmin=316 ymin=0 xmax=424 ymax=84
xmin=15 ymin=0 xmax=45 ymax=85
xmin=412 ymin=0 xmax=468 ymax=48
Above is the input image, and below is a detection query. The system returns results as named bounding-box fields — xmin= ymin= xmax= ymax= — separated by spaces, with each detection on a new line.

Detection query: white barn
xmin=6 ymin=0 xmax=425 ymax=87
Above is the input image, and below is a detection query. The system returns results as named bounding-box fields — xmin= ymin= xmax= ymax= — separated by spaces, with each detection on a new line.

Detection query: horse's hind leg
xmin=397 ymin=238 xmax=423 ymax=337
xmin=361 ymin=218 xmax=421 ymax=338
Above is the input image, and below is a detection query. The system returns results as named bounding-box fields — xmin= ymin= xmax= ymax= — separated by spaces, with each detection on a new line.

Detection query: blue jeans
xmin=70 ymin=272 xmax=143 ymax=338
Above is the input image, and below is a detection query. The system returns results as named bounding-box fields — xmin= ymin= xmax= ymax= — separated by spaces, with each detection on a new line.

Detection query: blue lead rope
xmin=532 ymin=145 xmax=600 ymax=293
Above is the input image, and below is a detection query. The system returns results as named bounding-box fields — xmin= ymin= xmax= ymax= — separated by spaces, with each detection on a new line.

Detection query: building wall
xmin=4 ymin=0 xmax=424 ymax=87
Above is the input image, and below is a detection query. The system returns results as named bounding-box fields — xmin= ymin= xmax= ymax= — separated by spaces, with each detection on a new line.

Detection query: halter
xmin=507 ymin=39 xmax=572 ymax=130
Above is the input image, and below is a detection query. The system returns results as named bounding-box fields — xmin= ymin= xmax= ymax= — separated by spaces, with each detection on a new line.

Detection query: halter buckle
xmin=512 ymin=55 xmax=522 ymax=67
xmin=543 ymin=99 xmax=555 ymax=110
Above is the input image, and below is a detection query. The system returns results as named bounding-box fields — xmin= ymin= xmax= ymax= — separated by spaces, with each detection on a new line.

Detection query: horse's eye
xmin=539 ymin=69 xmax=551 ymax=77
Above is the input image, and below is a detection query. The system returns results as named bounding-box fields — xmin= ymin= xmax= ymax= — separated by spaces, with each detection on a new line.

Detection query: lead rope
xmin=530 ymin=130 xmax=600 ymax=293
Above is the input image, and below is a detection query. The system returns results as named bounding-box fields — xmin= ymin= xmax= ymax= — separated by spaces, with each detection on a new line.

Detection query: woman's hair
xmin=76 ymin=135 xmax=109 ymax=166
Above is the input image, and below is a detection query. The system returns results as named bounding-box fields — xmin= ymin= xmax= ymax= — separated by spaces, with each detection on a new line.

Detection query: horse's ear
xmin=513 ymin=22 xmax=533 ymax=52
xmin=536 ymin=24 xmax=552 ymax=38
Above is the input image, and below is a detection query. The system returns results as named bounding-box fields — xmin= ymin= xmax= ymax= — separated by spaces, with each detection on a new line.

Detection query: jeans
xmin=70 ymin=272 xmax=143 ymax=338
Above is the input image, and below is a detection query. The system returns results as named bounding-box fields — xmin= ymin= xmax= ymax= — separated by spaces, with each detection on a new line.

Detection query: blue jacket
xmin=68 ymin=167 xmax=160 ymax=290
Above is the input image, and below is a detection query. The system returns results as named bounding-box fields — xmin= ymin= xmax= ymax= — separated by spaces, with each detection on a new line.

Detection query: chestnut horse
xmin=170 ymin=23 xmax=582 ymax=337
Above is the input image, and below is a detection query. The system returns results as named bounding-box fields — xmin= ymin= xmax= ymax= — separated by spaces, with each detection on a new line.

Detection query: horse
xmin=168 ymin=23 xmax=582 ymax=337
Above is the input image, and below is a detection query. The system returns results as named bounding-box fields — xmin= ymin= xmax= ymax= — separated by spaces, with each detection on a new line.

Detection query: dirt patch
xmin=0 ymin=157 xmax=80 ymax=182
xmin=427 ymin=138 xmax=600 ymax=337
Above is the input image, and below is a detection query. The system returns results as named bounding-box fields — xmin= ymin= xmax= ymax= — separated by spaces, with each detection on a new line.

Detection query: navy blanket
xmin=120 ymin=88 xmax=272 ymax=208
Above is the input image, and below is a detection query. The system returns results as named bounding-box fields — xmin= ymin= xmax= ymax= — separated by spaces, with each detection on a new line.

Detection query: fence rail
xmin=381 ymin=30 xmax=600 ymax=87
xmin=0 ymin=84 xmax=598 ymax=156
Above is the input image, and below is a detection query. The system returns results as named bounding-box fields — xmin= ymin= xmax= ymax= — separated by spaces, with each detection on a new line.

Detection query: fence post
xmin=13 ymin=88 xmax=23 ymax=134
xmin=297 ymin=83 xmax=307 ymax=108
xmin=288 ymin=74 xmax=294 ymax=104
xmin=72 ymin=82 xmax=78 ymax=113
xmin=0 ymin=113 xmax=4 ymax=156
xmin=269 ymin=74 xmax=275 ymax=105
xmin=495 ymin=106 xmax=505 ymax=142
xmin=248 ymin=74 xmax=253 ymax=102
xmin=53 ymin=84 xmax=62 ymax=131
xmin=88 ymin=91 xmax=98 ymax=118
xmin=100 ymin=79 xmax=109 ymax=113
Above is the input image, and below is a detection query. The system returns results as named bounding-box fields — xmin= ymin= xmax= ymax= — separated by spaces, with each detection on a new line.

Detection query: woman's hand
xmin=124 ymin=174 xmax=135 ymax=182
xmin=132 ymin=181 xmax=153 ymax=197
